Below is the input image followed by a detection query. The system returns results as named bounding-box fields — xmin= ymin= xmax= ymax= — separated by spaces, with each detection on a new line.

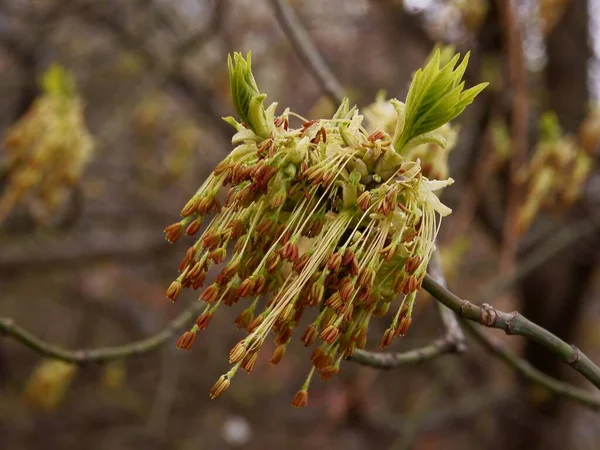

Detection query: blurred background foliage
xmin=0 ymin=0 xmax=600 ymax=449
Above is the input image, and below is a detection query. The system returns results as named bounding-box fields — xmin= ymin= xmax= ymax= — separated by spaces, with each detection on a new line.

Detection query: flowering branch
xmin=269 ymin=0 xmax=470 ymax=372
xmin=0 ymin=302 xmax=204 ymax=364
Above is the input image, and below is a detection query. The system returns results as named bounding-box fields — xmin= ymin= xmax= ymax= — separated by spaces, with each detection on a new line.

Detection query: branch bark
xmin=429 ymin=250 xmax=467 ymax=352
xmin=421 ymin=274 xmax=600 ymax=389
xmin=0 ymin=302 xmax=203 ymax=364
xmin=353 ymin=338 xmax=454 ymax=369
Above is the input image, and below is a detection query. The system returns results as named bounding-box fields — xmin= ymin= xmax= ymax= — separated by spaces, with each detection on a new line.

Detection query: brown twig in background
xmin=429 ymin=250 xmax=467 ymax=352
xmin=479 ymin=214 xmax=600 ymax=304
xmin=462 ymin=320 xmax=600 ymax=411
xmin=269 ymin=0 xmax=345 ymax=105
xmin=352 ymin=338 xmax=455 ymax=369
xmin=496 ymin=0 xmax=529 ymax=270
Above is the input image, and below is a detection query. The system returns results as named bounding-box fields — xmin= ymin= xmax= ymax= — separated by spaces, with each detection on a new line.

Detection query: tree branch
xmin=0 ymin=301 xmax=203 ymax=364
xmin=429 ymin=250 xmax=467 ymax=352
xmin=462 ymin=320 xmax=600 ymax=411
xmin=421 ymin=274 xmax=600 ymax=389
xmin=352 ymin=338 xmax=454 ymax=369
xmin=269 ymin=0 xmax=345 ymax=105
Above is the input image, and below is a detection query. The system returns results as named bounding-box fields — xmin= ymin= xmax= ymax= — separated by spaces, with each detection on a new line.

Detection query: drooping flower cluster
xmin=165 ymin=51 xmax=486 ymax=406
xmin=516 ymin=112 xmax=593 ymax=234
xmin=0 ymin=64 xmax=94 ymax=225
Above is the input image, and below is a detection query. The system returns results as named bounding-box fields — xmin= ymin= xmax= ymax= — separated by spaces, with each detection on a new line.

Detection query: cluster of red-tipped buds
xmin=161 ymin=50 xmax=482 ymax=407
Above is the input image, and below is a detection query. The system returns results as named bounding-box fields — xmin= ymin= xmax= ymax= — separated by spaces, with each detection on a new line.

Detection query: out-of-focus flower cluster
xmin=517 ymin=112 xmax=593 ymax=234
xmin=23 ymin=359 xmax=77 ymax=410
xmin=165 ymin=51 xmax=486 ymax=406
xmin=0 ymin=64 xmax=94 ymax=225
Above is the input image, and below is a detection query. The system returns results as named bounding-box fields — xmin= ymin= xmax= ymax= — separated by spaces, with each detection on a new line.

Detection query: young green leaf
xmin=228 ymin=52 xmax=272 ymax=138
xmin=393 ymin=50 xmax=488 ymax=153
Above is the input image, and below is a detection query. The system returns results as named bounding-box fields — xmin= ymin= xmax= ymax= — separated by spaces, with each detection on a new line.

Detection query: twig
xmin=421 ymin=273 xmax=600 ymax=389
xmin=462 ymin=320 xmax=600 ymax=411
xmin=429 ymin=250 xmax=467 ymax=352
xmin=0 ymin=301 xmax=203 ymax=364
xmin=269 ymin=0 xmax=345 ymax=105
xmin=352 ymin=338 xmax=454 ymax=369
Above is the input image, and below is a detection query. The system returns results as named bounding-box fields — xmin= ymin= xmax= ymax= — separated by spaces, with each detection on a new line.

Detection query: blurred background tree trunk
xmin=504 ymin=2 xmax=599 ymax=449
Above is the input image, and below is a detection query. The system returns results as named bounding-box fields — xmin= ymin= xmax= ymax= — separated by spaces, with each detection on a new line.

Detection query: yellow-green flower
xmin=517 ymin=111 xmax=593 ymax=233
xmin=0 ymin=64 xmax=94 ymax=225
xmin=165 ymin=51 xmax=485 ymax=406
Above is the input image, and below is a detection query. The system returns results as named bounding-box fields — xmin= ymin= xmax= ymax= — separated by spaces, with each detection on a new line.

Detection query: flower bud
xmin=166 ymin=281 xmax=182 ymax=302
xmin=209 ymin=374 xmax=231 ymax=399
xmin=270 ymin=344 xmax=286 ymax=365
xmin=301 ymin=324 xmax=319 ymax=347
xmin=327 ymin=252 xmax=342 ymax=271
xmin=241 ymin=351 xmax=258 ymax=373
xmin=318 ymin=365 xmax=339 ymax=382
xmin=196 ymin=312 xmax=213 ymax=330
xmin=164 ymin=222 xmax=184 ymax=243
xmin=320 ymin=325 xmax=340 ymax=344
xmin=379 ymin=327 xmax=395 ymax=349
xmin=291 ymin=389 xmax=308 ymax=408
xmin=176 ymin=330 xmax=196 ymax=350
xmin=185 ymin=218 xmax=202 ymax=236
xmin=200 ymin=283 xmax=220 ymax=304
xmin=229 ymin=341 xmax=248 ymax=364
